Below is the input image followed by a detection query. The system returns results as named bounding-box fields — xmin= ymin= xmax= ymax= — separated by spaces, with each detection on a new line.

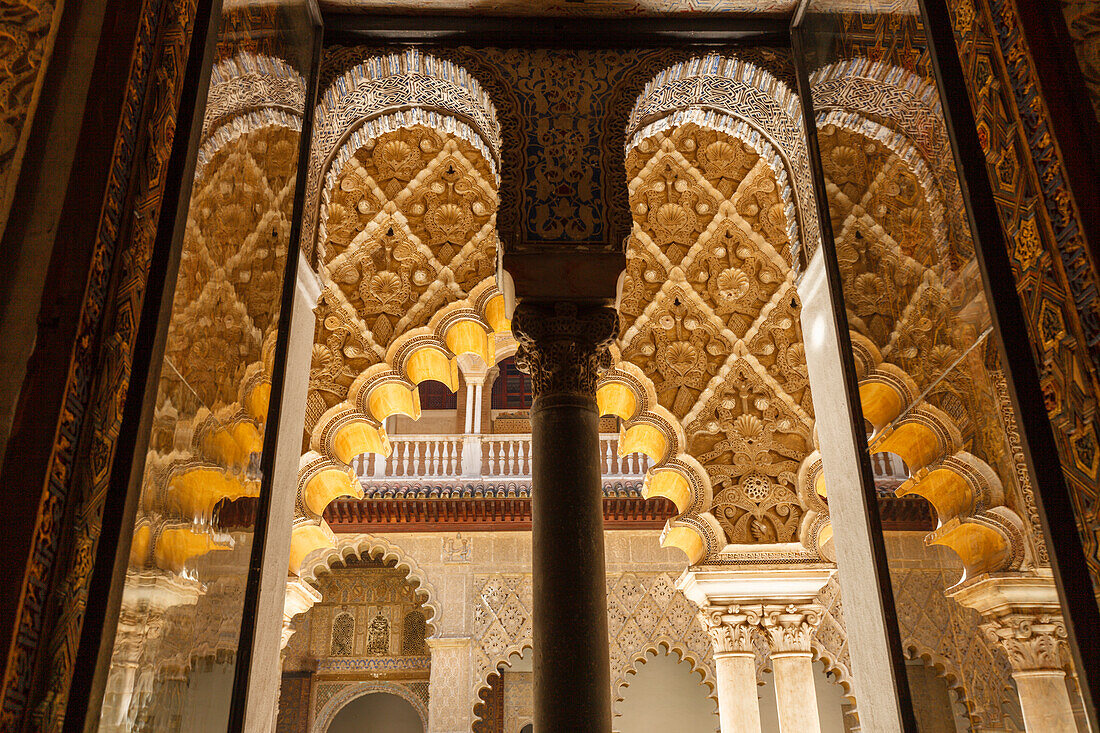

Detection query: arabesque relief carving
xmin=619 ymin=119 xmax=814 ymax=550
xmin=306 ymin=123 xmax=499 ymax=432
xmin=816 ymin=115 xmax=1032 ymax=582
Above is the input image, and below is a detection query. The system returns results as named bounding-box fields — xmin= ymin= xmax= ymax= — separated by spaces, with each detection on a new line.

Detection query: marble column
xmin=699 ymin=605 xmax=764 ymax=733
xmin=982 ymin=613 xmax=1076 ymax=732
xmin=680 ymin=567 xmax=835 ymax=733
xmin=763 ymin=604 xmax=824 ymax=733
xmin=951 ymin=573 xmax=1077 ymax=733
xmin=512 ymin=301 xmax=618 ymax=733
xmin=457 ymin=354 xmax=489 ymax=476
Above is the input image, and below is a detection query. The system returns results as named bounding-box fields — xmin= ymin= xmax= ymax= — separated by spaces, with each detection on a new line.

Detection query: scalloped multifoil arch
xmin=798 ymin=329 xmax=1028 ymax=585
xmin=627 ymin=53 xmax=819 ymax=268
xmin=298 ymin=534 xmax=442 ymax=635
xmin=612 ymin=639 xmax=718 ymax=707
xmin=595 ymin=360 xmax=725 ymax=563
xmin=902 ymin=642 xmax=983 ymax=730
xmin=311 ymin=680 xmax=428 ymax=733
xmin=304 ymin=49 xmax=502 ymax=265
xmin=598 ymin=357 xmax=829 ymax=564
xmin=288 ymin=278 xmax=510 ymax=575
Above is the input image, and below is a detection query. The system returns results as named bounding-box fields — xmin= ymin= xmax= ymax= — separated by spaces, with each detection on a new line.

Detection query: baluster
xmin=489 ymin=441 xmax=499 ymax=475
xmin=604 ymin=440 xmax=613 ymax=475
xmin=433 ymin=441 xmax=442 ymax=475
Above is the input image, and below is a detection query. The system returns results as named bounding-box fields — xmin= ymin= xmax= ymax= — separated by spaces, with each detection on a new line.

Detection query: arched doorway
xmin=615 ymin=649 xmax=718 ymax=733
xmin=326 ymin=691 xmax=423 ymax=733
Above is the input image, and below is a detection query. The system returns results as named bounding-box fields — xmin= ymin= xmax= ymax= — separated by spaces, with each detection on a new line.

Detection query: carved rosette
xmin=981 ymin=613 xmax=1069 ymax=674
xmin=511 ymin=302 xmax=618 ymax=398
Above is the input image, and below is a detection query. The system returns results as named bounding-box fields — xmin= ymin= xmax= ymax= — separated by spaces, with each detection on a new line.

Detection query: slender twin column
xmin=512 ymin=301 xmax=618 ymax=733
xmin=763 ymin=605 xmax=824 ymax=733
xmin=700 ymin=606 xmax=765 ymax=733
xmin=700 ymin=602 xmax=825 ymax=733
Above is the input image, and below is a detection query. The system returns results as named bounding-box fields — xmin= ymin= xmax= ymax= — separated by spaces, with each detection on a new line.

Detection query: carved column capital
xmin=761 ymin=603 xmax=822 ymax=657
xmin=698 ymin=604 xmax=763 ymax=656
xmin=698 ymin=601 xmax=824 ymax=658
xmin=981 ymin=612 xmax=1069 ymax=674
xmin=511 ymin=302 xmax=618 ymax=398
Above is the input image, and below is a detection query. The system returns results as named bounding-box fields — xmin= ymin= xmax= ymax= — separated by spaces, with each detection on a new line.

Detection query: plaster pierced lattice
xmin=620 ymin=118 xmax=815 ymax=549
xmin=331 ymin=613 xmax=354 ymax=656
xmin=471 ymin=572 xmax=716 ymax=710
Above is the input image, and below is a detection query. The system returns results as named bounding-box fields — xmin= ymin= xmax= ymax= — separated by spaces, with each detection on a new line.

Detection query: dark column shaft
xmin=531 ymin=392 xmax=610 ymax=731
xmin=513 ymin=302 xmax=617 ymax=733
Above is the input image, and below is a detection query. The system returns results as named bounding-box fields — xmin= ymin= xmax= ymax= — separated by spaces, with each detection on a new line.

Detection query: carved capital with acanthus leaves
xmin=698 ymin=602 xmax=824 ymax=658
xmin=511 ymin=302 xmax=618 ymax=398
xmin=981 ymin=613 xmax=1069 ymax=674
xmin=761 ymin=603 xmax=823 ymax=656
xmin=698 ymin=604 xmax=763 ymax=657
